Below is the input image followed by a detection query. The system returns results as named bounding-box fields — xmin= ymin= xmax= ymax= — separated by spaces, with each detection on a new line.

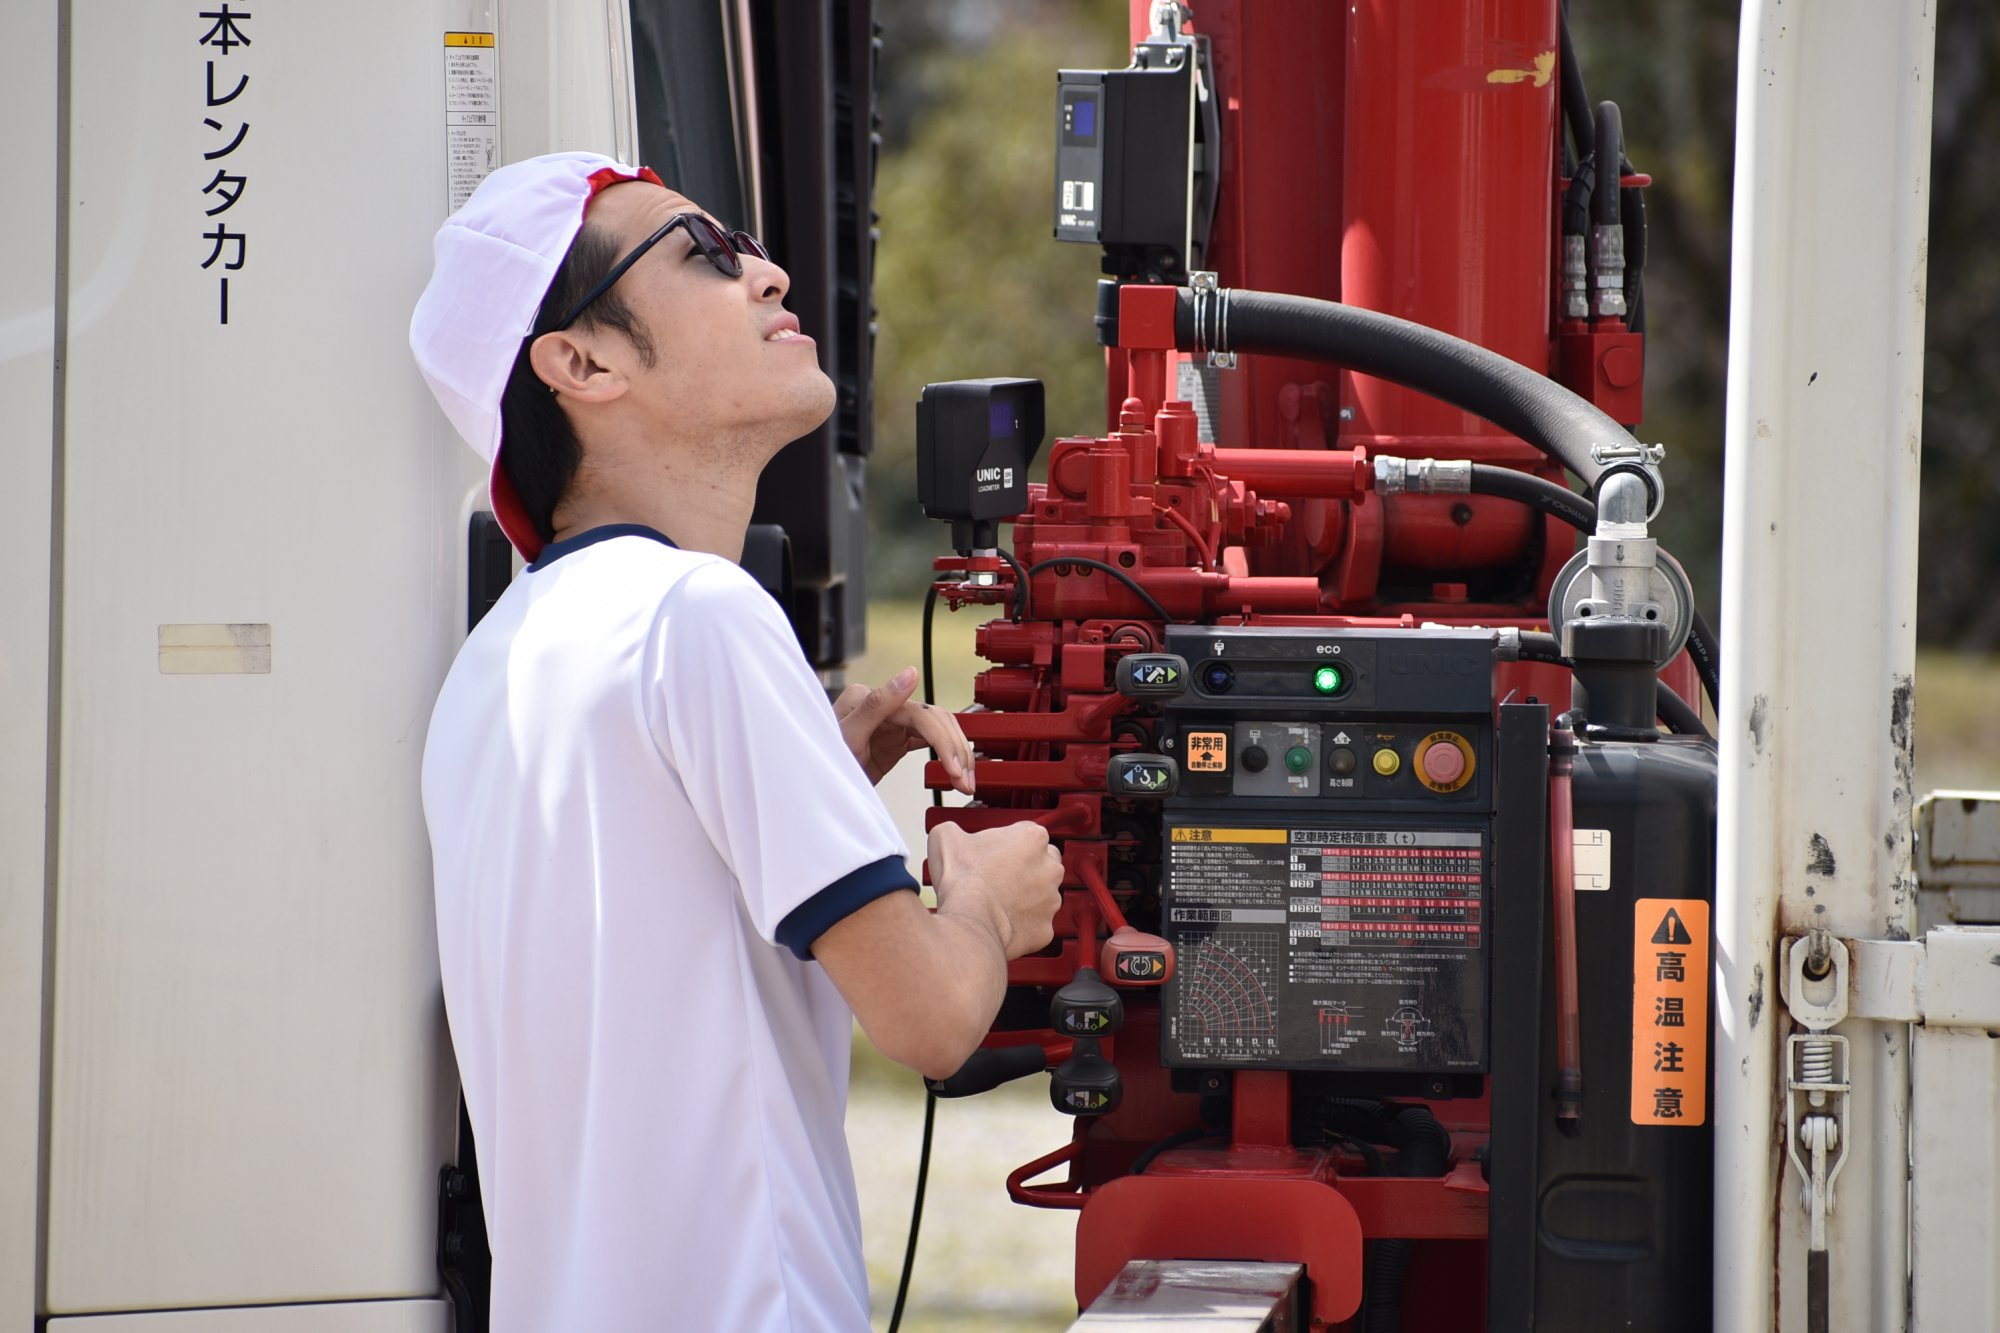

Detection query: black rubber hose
xmin=1517 ymin=631 xmax=1570 ymax=666
xmin=1558 ymin=2 xmax=1594 ymax=162
xmin=1468 ymin=464 xmax=1597 ymax=533
xmin=1622 ymin=158 xmax=1648 ymax=334
xmin=1592 ymin=102 xmax=1624 ymax=227
xmin=1361 ymin=1106 xmax=1453 ymax=1332
xmin=1655 ymin=682 xmax=1709 ymax=738
xmin=1686 ymin=609 xmax=1720 ymax=712
xmin=1174 ymin=290 xmax=1627 ymax=489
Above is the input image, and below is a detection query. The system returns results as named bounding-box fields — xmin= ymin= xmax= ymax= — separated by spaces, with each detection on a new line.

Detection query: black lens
xmin=1201 ymin=662 xmax=1235 ymax=693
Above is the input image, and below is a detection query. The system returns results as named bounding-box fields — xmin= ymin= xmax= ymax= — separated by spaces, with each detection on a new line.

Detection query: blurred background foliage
xmin=864 ymin=0 xmax=1997 ymax=649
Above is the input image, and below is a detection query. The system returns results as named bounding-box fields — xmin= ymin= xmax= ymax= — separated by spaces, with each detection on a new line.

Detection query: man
xmin=410 ymin=152 xmax=1063 ymax=1331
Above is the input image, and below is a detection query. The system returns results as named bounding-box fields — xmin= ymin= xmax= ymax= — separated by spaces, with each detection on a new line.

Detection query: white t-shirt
xmin=422 ymin=524 xmax=916 ymax=1333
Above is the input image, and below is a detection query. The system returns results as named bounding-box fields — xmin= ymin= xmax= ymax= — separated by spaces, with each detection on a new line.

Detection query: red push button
xmin=1420 ymin=739 xmax=1466 ymax=786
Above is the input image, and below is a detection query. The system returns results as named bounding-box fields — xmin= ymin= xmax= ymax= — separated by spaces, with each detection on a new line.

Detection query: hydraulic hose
xmin=1558 ymin=1 xmax=1594 ymax=163
xmin=1174 ymin=289 xmax=1628 ymax=489
xmin=1360 ymin=1105 xmax=1453 ymax=1333
xmin=1591 ymin=103 xmax=1624 ymax=227
xmin=1468 ymin=464 xmax=1597 ymax=533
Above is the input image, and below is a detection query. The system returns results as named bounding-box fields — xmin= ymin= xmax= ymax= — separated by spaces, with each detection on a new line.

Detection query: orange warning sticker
xmin=1187 ymin=731 xmax=1229 ymax=772
xmin=1631 ymin=898 xmax=1710 ymax=1126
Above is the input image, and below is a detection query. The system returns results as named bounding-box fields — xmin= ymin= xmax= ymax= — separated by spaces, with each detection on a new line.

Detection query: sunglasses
xmin=548 ymin=213 xmax=771 ymax=333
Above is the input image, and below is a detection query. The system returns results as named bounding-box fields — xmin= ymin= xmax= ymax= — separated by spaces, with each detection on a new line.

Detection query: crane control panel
xmin=1158 ymin=626 xmax=1497 ymax=1075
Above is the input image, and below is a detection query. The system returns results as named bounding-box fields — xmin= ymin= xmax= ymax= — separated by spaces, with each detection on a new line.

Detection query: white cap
xmin=410 ymin=151 xmax=664 ymax=559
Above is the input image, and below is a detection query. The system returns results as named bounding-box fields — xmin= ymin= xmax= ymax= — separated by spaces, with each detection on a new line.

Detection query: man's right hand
xmin=927 ymin=821 xmax=1063 ymax=959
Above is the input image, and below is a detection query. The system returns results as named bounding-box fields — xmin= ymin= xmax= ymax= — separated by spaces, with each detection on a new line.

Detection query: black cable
xmin=888 ymin=583 xmax=949 ymax=1333
xmin=1024 ymin=557 xmax=1175 ymax=623
xmin=884 ymin=1089 xmax=935 ymax=1333
xmin=995 ymin=547 xmax=1029 ymax=620
xmin=921 ymin=578 xmax=944 ymax=810
xmin=1128 ymin=1124 xmax=1224 ymax=1177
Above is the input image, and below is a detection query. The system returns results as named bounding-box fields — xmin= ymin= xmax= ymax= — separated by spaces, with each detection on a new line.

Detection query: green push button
xmin=1285 ymin=745 xmax=1314 ymax=775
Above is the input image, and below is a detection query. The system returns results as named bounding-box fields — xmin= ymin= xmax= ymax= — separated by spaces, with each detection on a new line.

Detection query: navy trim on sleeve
xmin=775 ymin=854 xmax=920 ymax=960
xmin=528 ymin=523 xmax=679 ymax=571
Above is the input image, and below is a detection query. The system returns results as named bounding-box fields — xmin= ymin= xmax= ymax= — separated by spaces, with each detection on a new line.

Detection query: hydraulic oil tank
xmin=1509 ymin=734 xmax=1718 ymax=1331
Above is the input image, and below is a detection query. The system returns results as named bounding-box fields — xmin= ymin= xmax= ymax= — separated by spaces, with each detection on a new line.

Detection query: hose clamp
xmin=1588 ymin=442 xmax=1666 ymax=522
xmin=1188 ymin=271 xmax=1235 ymax=369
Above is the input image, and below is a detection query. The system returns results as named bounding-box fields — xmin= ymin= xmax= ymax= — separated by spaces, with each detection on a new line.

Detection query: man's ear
xmin=527 ymin=330 xmax=630 ymax=403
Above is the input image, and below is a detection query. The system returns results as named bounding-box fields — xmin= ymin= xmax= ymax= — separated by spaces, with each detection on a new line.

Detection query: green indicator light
xmin=1314 ymin=664 xmax=1346 ymax=694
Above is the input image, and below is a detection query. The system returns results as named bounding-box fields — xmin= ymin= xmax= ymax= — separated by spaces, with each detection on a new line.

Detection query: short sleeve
xmin=645 ymin=561 xmax=916 ymax=956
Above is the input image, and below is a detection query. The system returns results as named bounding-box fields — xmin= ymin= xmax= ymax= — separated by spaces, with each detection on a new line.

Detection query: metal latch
xmin=1782 ymin=929 xmax=1852 ymax=1289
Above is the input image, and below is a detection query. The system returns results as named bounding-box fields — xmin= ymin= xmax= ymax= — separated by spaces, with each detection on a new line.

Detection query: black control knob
xmin=1107 ymin=753 xmax=1179 ymax=797
xmin=1115 ymin=653 xmax=1190 ymax=698
xmin=1051 ymin=967 xmax=1123 ymax=1037
xmin=1051 ymin=1036 xmax=1122 ymax=1116
xmin=1241 ymin=746 xmax=1269 ymax=773
xmin=1327 ymin=746 xmax=1357 ymax=776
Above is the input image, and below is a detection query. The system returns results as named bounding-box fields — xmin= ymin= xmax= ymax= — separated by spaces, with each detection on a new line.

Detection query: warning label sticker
xmin=444 ymin=32 xmax=498 ymax=211
xmin=1186 ymin=732 xmax=1229 ymax=772
xmin=1162 ymin=823 xmax=1486 ymax=1071
xmin=1630 ymin=898 xmax=1710 ymax=1126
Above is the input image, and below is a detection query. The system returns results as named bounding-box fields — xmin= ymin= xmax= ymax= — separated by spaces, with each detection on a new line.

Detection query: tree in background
xmin=870 ymin=0 xmax=1994 ymax=648
xmin=870 ymin=0 xmax=1129 ymax=594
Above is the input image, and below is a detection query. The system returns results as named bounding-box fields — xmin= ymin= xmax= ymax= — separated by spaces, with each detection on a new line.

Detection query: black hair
xmin=498 ymin=223 xmax=659 ymax=543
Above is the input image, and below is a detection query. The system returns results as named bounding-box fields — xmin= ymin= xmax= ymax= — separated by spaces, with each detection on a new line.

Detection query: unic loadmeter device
xmin=906 ymin=2 xmax=1722 ymax=1328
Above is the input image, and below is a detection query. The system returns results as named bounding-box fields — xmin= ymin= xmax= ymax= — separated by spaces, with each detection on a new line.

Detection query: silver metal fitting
xmin=1561 ymin=234 xmax=1589 ymax=322
xmin=1373 ymin=456 xmax=1471 ymax=495
xmin=1590 ymin=222 xmax=1628 ymax=319
xmin=1188 ymin=271 xmax=1235 ymax=369
xmin=1494 ymin=627 xmax=1524 ymax=662
xmin=1149 ymin=0 xmax=1192 ymax=43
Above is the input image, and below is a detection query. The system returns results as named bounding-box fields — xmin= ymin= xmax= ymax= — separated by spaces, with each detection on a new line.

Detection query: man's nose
xmin=749 ymin=254 xmax=790 ymax=302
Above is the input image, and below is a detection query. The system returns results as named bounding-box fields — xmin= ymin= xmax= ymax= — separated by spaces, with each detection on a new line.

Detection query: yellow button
xmin=1372 ymin=748 xmax=1401 ymax=776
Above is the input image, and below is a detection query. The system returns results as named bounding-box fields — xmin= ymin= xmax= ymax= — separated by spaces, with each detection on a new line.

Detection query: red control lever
xmin=1102 ymin=926 xmax=1174 ymax=986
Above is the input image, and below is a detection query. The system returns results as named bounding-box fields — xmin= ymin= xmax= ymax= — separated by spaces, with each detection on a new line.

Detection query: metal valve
xmin=1051 ymin=1036 xmax=1122 ymax=1116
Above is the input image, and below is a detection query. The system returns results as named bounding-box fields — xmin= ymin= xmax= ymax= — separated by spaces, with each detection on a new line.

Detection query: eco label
xmin=1630 ymin=898 xmax=1710 ymax=1126
xmin=444 ymin=32 xmax=498 ymax=210
xmin=1186 ymin=731 xmax=1229 ymax=773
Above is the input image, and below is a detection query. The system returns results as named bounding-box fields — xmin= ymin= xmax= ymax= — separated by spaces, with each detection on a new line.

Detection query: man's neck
xmin=550 ymin=436 xmax=768 ymax=563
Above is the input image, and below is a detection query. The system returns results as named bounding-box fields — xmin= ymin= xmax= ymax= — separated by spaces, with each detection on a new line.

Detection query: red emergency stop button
xmin=1414 ymin=732 xmax=1475 ymax=794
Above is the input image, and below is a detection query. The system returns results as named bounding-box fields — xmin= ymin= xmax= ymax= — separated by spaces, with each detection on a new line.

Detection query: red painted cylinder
xmin=1340 ymin=0 xmax=1558 ymax=454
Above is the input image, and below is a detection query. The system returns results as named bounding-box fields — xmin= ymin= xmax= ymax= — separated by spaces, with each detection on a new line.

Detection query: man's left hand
xmin=835 ymin=666 xmax=975 ymax=793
